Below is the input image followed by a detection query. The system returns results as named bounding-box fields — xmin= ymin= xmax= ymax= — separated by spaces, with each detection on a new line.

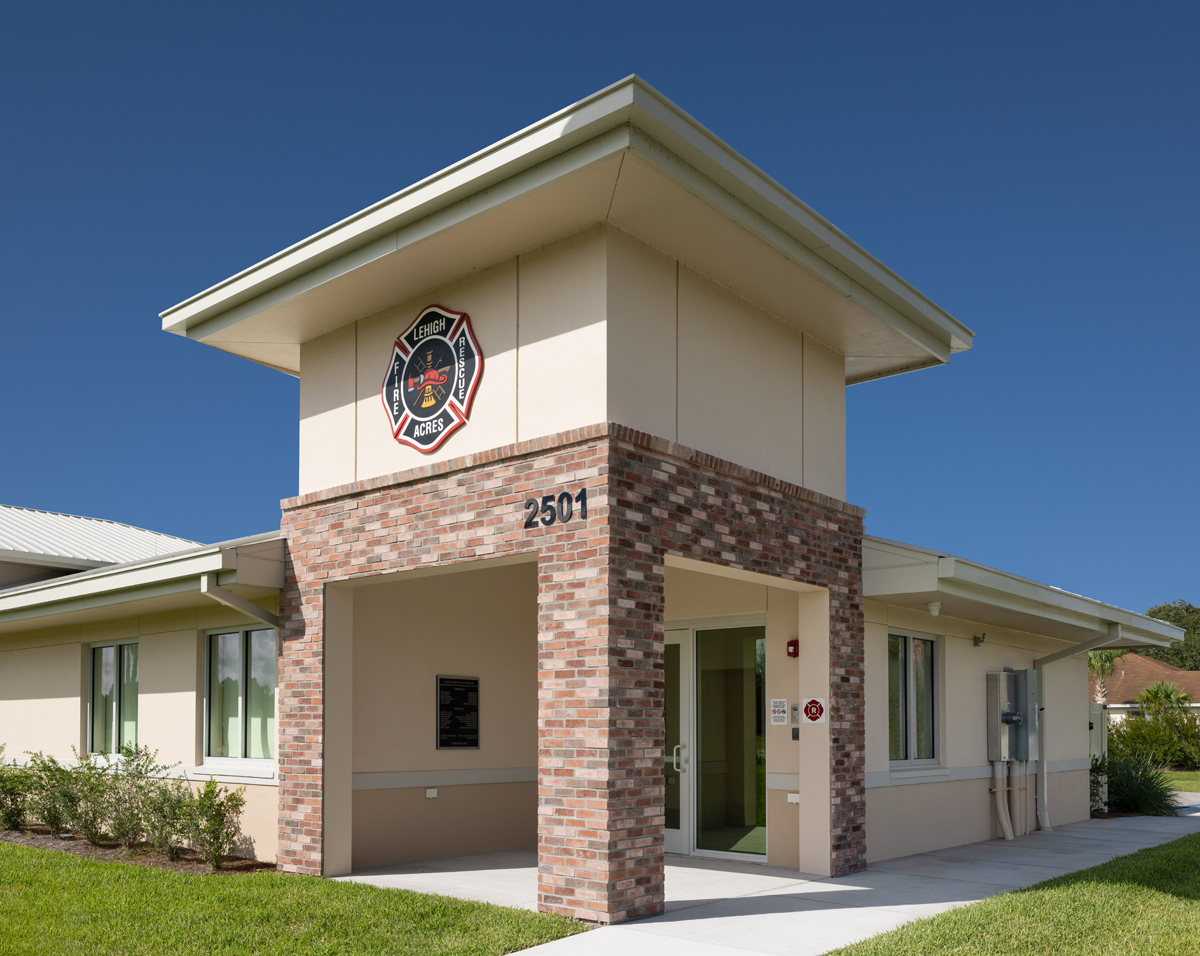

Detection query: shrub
xmin=1107 ymin=755 xmax=1180 ymax=815
xmin=68 ymin=748 xmax=114 ymax=845
xmin=144 ymin=774 xmax=193 ymax=861
xmin=1108 ymin=710 xmax=1200 ymax=770
xmin=1090 ymin=754 xmax=1108 ymax=812
xmin=0 ymin=753 xmax=29 ymax=830
xmin=24 ymin=752 xmax=78 ymax=836
xmin=109 ymin=744 xmax=172 ymax=850
xmin=189 ymin=778 xmax=246 ymax=870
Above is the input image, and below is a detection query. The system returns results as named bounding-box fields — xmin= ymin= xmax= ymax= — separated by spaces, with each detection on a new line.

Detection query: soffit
xmin=161 ymin=77 xmax=972 ymax=383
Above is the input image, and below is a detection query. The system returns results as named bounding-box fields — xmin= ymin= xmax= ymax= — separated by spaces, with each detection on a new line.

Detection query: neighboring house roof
xmin=1093 ymin=653 xmax=1200 ymax=705
xmin=0 ymin=504 xmax=198 ymax=572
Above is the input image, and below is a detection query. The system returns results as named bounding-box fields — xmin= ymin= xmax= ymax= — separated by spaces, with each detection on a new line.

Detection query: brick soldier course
xmin=276 ymin=421 xmax=865 ymax=923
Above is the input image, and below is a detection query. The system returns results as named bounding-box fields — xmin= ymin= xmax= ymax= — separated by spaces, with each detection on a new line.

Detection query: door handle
xmin=673 ymin=744 xmax=685 ymax=772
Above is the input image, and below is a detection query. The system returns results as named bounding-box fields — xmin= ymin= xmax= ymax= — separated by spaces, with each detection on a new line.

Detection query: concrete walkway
xmin=340 ymin=801 xmax=1200 ymax=956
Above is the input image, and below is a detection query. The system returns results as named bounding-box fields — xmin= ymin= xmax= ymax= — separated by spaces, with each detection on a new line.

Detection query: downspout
xmin=1034 ymin=624 xmax=1121 ymax=831
xmin=200 ymin=572 xmax=280 ymax=629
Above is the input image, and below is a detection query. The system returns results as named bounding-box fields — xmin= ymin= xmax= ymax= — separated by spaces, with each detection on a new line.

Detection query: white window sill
xmin=184 ymin=760 xmax=278 ymax=786
xmin=886 ymin=765 xmax=948 ymax=781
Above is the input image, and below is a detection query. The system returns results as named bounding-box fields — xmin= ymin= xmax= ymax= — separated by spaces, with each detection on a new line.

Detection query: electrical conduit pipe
xmin=993 ymin=761 xmax=1015 ymax=841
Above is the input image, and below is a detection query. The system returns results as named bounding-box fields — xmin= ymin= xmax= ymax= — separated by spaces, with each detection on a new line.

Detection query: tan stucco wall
xmin=863 ymin=599 xmax=1091 ymax=860
xmin=341 ymin=560 xmax=537 ymax=868
xmin=298 ymin=225 xmax=848 ymax=501
xmin=0 ymin=602 xmax=280 ymax=862
xmin=353 ymin=783 xmax=536 ymax=868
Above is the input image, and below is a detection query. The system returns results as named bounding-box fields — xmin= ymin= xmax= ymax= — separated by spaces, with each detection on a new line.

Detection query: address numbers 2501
xmin=523 ymin=488 xmax=588 ymax=528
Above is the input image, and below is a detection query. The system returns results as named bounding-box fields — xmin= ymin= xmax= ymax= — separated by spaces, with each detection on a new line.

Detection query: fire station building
xmin=0 ymin=77 xmax=1180 ymax=923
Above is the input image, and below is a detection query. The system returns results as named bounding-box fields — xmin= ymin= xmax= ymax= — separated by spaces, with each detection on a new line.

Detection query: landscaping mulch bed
xmin=0 ymin=824 xmax=275 ymax=875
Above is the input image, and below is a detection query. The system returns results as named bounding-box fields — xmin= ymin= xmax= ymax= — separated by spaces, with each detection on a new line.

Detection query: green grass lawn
xmin=829 ymin=832 xmax=1200 ymax=956
xmin=1164 ymin=770 xmax=1200 ymax=791
xmin=0 ymin=842 xmax=586 ymax=955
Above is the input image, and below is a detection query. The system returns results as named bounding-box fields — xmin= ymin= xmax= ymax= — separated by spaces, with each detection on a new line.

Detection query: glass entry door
xmin=665 ymin=624 xmax=766 ymax=859
xmin=664 ymin=629 xmax=691 ymax=855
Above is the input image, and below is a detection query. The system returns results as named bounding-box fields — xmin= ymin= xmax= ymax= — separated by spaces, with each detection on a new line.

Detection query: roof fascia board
xmin=0 ymin=576 xmax=212 ymax=627
xmin=162 ymin=82 xmax=644 ymax=334
xmin=938 ymin=558 xmax=1182 ymax=642
xmin=0 ymin=549 xmax=234 ymax=616
xmin=182 ymin=125 xmax=634 ymax=347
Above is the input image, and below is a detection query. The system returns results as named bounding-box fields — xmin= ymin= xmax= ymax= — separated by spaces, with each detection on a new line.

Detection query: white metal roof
xmin=0 ymin=504 xmax=198 ymax=571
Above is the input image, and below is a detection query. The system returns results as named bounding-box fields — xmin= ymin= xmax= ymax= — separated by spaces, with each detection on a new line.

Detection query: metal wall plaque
xmin=381 ymin=305 xmax=483 ymax=453
xmin=436 ymin=675 xmax=480 ymax=749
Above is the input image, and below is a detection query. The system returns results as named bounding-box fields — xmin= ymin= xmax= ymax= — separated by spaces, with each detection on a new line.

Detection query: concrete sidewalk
xmin=341 ymin=802 xmax=1200 ymax=956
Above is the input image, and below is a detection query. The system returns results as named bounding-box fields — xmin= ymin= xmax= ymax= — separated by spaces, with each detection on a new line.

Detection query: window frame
xmin=887 ymin=629 xmax=939 ymax=768
xmin=87 ymin=638 xmax=139 ymax=756
xmin=202 ymin=626 xmax=278 ymax=767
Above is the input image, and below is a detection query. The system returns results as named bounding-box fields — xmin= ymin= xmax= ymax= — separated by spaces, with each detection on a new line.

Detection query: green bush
xmin=1107 ymin=755 xmax=1180 ymax=815
xmin=143 ymin=774 xmax=193 ymax=861
xmin=1108 ymin=710 xmax=1200 ymax=769
xmin=24 ymin=752 xmax=78 ymax=836
xmin=0 ymin=747 xmax=29 ymax=830
xmin=189 ymin=778 xmax=246 ymax=870
xmin=109 ymin=744 xmax=172 ymax=850
xmin=68 ymin=748 xmax=114 ymax=845
xmin=1090 ymin=754 xmax=1108 ymax=812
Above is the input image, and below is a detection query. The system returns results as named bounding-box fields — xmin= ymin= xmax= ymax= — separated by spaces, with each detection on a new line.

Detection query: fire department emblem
xmin=381 ymin=305 xmax=483 ymax=452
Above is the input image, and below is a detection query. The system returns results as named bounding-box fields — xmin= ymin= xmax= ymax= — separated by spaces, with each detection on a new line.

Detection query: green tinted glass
xmin=92 ymin=646 xmax=116 ymax=754
xmin=208 ymin=632 xmax=243 ymax=758
xmin=245 ymin=629 xmax=276 ymax=759
xmin=119 ymin=644 xmax=138 ymax=748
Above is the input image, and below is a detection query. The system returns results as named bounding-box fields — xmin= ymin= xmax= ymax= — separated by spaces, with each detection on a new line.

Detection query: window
xmin=888 ymin=632 xmax=936 ymax=763
xmin=207 ymin=628 xmax=277 ymax=760
xmin=91 ymin=642 xmax=138 ymax=753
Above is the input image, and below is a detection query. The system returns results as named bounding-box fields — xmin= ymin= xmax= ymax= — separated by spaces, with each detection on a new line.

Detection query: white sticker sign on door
xmin=769 ymin=698 xmax=788 ymax=725
xmin=801 ymin=698 xmax=826 ymax=723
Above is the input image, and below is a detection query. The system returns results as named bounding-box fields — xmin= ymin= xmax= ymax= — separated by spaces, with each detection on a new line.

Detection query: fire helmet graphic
xmin=381 ymin=305 xmax=483 ymax=452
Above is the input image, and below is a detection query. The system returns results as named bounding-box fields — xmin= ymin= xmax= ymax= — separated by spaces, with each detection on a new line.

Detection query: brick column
xmin=536 ymin=536 xmax=667 ymax=922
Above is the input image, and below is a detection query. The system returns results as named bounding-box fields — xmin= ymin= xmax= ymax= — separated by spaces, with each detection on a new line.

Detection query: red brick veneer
xmin=277 ymin=422 xmax=865 ymax=922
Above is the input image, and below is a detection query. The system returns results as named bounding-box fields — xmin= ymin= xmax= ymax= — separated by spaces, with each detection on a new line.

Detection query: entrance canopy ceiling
xmin=161 ymin=77 xmax=973 ymax=384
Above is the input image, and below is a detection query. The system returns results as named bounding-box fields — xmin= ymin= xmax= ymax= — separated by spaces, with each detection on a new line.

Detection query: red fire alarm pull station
xmin=786 ymin=639 xmax=799 ymax=658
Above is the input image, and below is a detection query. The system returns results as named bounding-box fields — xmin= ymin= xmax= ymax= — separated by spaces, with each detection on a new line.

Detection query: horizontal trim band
xmin=352 ymin=767 xmax=536 ymax=790
xmin=866 ymin=758 xmax=1090 ymax=789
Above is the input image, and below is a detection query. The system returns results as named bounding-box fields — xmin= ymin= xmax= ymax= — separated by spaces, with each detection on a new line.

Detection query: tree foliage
xmin=1088 ymin=649 xmax=1126 ymax=703
xmin=1140 ymin=600 xmax=1200 ymax=669
xmin=1137 ymin=680 xmax=1192 ymax=717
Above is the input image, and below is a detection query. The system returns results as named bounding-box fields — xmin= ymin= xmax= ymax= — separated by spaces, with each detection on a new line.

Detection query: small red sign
xmin=801 ymin=697 xmax=826 ymax=723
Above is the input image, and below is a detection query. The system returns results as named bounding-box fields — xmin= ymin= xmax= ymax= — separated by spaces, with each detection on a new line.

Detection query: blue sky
xmin=1 ymin=2 xmax=1195 ymax=613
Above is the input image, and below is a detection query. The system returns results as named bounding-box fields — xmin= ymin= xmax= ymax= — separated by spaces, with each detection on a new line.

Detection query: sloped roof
xmin=0 ymin=504 xmax=198 ymax=571
xmin=1094 ymin=653 xmax=1200 ymax=704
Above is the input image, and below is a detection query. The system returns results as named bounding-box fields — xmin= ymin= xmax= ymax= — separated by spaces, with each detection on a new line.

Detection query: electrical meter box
xmin=987 ymin=669 xmax=1038 ymax=761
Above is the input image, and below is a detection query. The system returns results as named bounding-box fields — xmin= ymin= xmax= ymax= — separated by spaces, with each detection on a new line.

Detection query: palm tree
xmin=1088 ymin=649 xmax=1125 ymax=705
xmin=1136 ymin=680 xmax=1192 ymax=718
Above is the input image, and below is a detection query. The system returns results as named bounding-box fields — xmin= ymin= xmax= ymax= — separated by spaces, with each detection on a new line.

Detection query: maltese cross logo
xmin=381 ymin=305 xmax=483 ymax=452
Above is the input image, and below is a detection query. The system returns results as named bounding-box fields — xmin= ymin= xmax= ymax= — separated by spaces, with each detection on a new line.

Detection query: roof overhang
xmin=864 ymin=535 xmax=1182 ymax=650
xmin=161 ymin=76 xmax=973 ymax=385
xmin=0 ymin=532 xmax=285 ymax=634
